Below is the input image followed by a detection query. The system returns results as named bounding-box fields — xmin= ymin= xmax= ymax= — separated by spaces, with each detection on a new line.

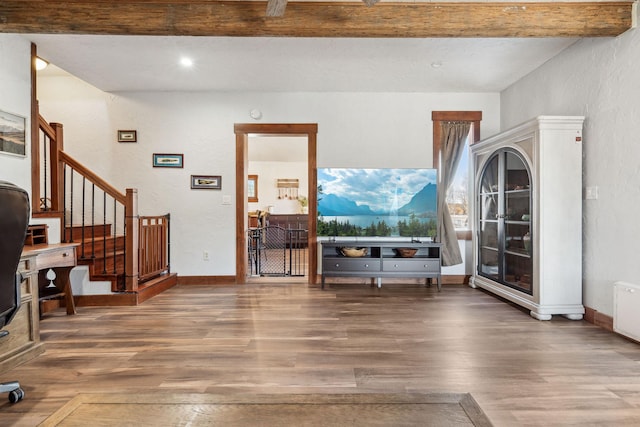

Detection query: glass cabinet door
xmin=477 ymin=149 xmax=532 ymax=294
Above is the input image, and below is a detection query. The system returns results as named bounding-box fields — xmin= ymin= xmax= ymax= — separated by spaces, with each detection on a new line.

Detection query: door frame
xmin=234 ymin=123 xmax=318 ymax=284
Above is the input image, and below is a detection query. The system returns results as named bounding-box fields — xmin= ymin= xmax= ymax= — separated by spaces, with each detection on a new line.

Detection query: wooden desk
xmin=0 ymin=243 xmax=79 ymax=372
xmin=0 ymin=253 xmax=43 ymax=373
xmin=22 ymin=243 xmax=79 ymax=316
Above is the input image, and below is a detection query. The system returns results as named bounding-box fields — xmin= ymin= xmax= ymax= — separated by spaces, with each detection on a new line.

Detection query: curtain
xmin=437 ymin=121 xmax=471 ymax=266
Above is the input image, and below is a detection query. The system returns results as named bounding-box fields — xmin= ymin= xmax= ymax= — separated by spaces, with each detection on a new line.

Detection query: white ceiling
xmin=28 ymin=34 xmax=578 ymax=93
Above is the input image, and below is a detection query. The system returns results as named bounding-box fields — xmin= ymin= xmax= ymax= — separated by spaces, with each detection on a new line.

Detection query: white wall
xmin=500 ymin=12 xmax=640 ymax=316
xmin=248 ymin=160 xmax=308 ymax=214
xmin=0 ymin=35 xmax=32 ymax=194
xmin=37 ymin=72 xmax=500 ymax=277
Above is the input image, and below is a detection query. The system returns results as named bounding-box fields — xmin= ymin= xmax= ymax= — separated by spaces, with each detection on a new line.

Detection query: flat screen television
xmin=317 ymin=168 xmax=437 ymax=238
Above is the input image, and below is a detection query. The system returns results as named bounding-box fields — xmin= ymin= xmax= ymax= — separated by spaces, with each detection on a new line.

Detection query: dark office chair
xmin=0 ymin=181 xmax=30 ymax=403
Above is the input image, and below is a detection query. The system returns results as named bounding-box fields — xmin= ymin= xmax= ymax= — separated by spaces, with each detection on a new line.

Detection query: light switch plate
xmin=585 ymin=186 xmax=599 ymax=200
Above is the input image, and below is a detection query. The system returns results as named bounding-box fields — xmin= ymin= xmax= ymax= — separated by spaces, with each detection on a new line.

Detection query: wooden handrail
xmin=38 ymin=115 xmax=57 ymax=140
xmin=59 ymin=152 xmax=127 ymax=205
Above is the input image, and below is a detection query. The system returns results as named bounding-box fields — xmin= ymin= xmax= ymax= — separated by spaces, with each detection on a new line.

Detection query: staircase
xmin=32 ymin=113 xmax=177 ymax=306
xmin=69 ymin=223 xmax=125 ymax=290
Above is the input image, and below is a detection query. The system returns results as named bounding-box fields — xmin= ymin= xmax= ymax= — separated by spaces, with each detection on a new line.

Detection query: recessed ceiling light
xmin=431 ymin=62 xmax=443 ymax=68
xmin=180 ymin=57 xmax=194 ymax=67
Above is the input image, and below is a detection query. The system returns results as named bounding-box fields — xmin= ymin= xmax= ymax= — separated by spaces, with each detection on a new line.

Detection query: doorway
xmin=247 ymin=135 xmax=308 ymax=279
xmin=234 ymin=123 xmax=318 ymax=285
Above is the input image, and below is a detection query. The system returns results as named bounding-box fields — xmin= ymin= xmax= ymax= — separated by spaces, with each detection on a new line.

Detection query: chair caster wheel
xmin=8 ymin=387 xmax=24 ymax=403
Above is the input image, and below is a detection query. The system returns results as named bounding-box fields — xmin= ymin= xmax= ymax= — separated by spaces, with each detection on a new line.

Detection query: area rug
xmin=40 ymin=392 xmax=493 ymax=426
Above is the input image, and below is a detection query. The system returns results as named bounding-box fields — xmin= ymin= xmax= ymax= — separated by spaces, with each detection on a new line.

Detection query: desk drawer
xmin=383 ymin=259 xmax=440 ymax=273
xmin=37 ymin=247 xmax=76 ymax=269
xmin=324 ymin=258 xmax=380 ymax=273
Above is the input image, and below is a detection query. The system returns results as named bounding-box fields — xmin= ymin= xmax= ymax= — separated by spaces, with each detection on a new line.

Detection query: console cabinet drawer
xmin=383 ymin=259 xmax=440 ymax=273
xmin=323 ymin=258 xmax=380 ymax=272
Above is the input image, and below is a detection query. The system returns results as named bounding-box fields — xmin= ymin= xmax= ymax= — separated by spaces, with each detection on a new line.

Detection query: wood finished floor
xmin=2 ymin=282 xmax=640 ymax=426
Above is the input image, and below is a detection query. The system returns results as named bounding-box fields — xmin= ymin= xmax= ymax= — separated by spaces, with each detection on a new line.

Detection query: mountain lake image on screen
xmin=317 ymin=168 xmax=437 ymax=238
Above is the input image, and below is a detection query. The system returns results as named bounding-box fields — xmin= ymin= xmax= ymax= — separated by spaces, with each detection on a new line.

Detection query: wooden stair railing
xmin=139 ymin=214 xmax=170 ymax=282
xmin=33 ymin=113 xmax=170 ymax=294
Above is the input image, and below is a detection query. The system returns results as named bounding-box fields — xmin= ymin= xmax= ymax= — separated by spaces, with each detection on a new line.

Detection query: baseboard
xmin=317 ymin=275 xmax=469 ymax=286
xmin=137 ymin=273 xmax=178 ymax=303
xmin=584 ymin=306 xmax=614 ymax=332
xmin=74 ymin=293 xmax=139 ymax=307
xmin=178 ymin=275 xmax=236 ymax=285
xmin=441 ymin=275 xmax=470 ymax=285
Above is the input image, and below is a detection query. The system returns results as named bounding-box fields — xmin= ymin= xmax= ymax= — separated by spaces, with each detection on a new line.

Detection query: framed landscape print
xmin=153 ymin=153 xmax=183 ymax=168
xmin=118 ymin=130 xmax=137 ymax=143
xmin=0 ymin=110 xmax=26 ymax=157
xmin=191 ymin=175 xmax=222 ymax=190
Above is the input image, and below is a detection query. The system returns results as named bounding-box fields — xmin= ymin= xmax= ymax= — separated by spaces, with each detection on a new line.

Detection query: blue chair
xmin=0 ymin=181 xmax=30 ymax=403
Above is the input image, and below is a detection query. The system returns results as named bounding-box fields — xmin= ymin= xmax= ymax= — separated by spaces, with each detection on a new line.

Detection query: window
xmin=248 ymin=175 xmax=258 ymax=203
xmin=432 ymin=111 xmax=482 ymax=236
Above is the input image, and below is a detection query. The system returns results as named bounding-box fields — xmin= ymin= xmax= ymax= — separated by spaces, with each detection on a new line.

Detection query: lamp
xmin=35 ymin=57 xmax=49 ymax=71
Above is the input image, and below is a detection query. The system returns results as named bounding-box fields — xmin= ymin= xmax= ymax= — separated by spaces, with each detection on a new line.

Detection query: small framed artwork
xmin=117 ymin=130 xmax=137 ymax=143
xmin=248 ymin=174 xmax=258 ymax=202
xmin=0 ymin=110 xmax=26 ymax=157
xmin=191 ymin=175 xmax=222 ymax=190
xmin=153 ymin=153 xmax=183 ymax=168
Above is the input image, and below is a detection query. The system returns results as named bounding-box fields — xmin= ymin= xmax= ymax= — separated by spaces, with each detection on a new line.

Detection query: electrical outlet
xmin=585 ymin=186 xmax=599 ymax=200
xmin=203 ymin=250 xmax=209 ymax=261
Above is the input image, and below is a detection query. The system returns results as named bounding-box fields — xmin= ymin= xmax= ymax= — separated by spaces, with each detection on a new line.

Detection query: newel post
xmin=50 ymin=122 xmax=64 ymax=212
xmin=125 ymin=188 xmax=139 ymax=292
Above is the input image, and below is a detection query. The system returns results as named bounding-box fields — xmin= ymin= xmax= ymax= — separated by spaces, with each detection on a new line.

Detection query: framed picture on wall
xmin=191 ymin=175 xmax=222 ymax=190
xmin=153 ymin=153 xmax=183 ymax=168
xmin=0 ymin=110 xmax=26 ymax=157
xmin=118 ymin=130 xmax=137 ymax=143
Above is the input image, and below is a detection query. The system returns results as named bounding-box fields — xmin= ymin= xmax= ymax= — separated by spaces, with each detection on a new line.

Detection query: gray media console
xmin=321 ymin=240 xmax=442 ymax=290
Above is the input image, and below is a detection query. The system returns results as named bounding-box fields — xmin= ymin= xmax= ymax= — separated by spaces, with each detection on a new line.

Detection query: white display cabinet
xmin=470 ymin=116 xmax=585 ymax=320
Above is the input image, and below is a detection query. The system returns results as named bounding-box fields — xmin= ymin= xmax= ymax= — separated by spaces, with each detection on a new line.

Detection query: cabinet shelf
xmin=24 ymin=224 xmax=48 ymax=246
xmin=504 ymin=249 xmax=531 ymax=258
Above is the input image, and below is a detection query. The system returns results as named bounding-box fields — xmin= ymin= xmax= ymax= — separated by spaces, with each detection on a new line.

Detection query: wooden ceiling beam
xmin=0 ymin=1 xmax=634 ymax=38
